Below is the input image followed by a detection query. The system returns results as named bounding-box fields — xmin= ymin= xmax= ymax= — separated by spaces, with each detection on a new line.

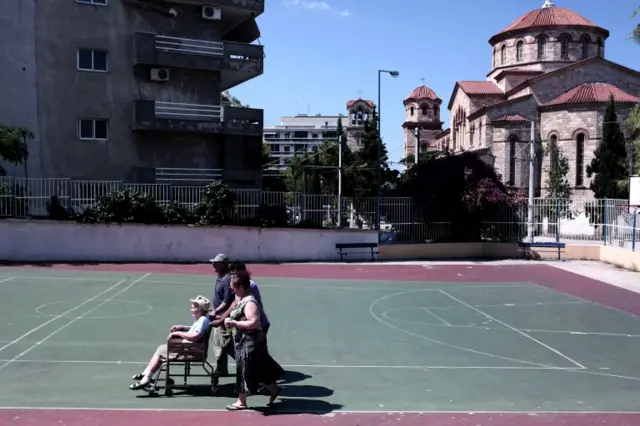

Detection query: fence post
xmin=168 ymin=182 xmax=173 ymax=203
xmin=555 ymin=201 xmax=560 ymax=243
xmin=602 ymin=199 xmax=608 ymax=245
xmin=633 ymin=208 xmax=637 ymax=252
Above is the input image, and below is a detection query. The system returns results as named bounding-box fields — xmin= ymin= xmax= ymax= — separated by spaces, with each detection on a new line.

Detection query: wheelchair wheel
xmin=164 ymin=388 xmax=173 ymax=397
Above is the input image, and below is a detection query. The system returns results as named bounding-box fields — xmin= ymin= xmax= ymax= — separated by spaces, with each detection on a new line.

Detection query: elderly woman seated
xmin=129 ymin=295 xmax=212 ymax=390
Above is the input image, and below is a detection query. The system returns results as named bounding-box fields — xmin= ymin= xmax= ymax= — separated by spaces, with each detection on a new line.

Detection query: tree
xmin=350 ymin=107 xmax=396 ymax=198
xmin=627 ymin=104 xmax=640 ymax=174
xmin=586 ymin=96 xmax=629 ymax=199
xmin=632 ymin=8 xmax=640 ymax=43
xmin=0 ymin=125 xmax=32 ymax=175
xmin=544 ymin=138 xmax=572 ymax=199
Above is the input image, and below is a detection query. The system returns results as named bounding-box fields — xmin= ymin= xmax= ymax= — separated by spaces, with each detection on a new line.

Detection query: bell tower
xmin=402 ymin=80 xmax=443 ymax=165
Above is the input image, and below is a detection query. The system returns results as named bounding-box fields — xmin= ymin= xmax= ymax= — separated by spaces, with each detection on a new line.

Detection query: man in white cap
xmin=208 ymin=253 xmax=234 ymax=376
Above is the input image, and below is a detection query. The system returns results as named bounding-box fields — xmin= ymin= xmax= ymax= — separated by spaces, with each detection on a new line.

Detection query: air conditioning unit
xmin=202 ymin=5 xmax=221 ymax=20
xmin=150 ymin=68 xmax=170 ymax=82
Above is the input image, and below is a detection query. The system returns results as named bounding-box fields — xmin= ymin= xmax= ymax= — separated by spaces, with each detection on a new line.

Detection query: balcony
xmin=146 ymin=0 xmax=264 ymax=15
xmin=133 ymin=100 xmax=263 ymax=136
xmin=133 ymin=33 xmax=263 ymax=90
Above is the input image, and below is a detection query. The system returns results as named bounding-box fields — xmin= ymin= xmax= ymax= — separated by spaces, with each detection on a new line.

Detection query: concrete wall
xmin=0 ymin=220 xmax=378 ymax=262
xmin=380 ymin=242 xmax=640 ymax=271
xmin=0 ymin=0 xmax=42 ymax=178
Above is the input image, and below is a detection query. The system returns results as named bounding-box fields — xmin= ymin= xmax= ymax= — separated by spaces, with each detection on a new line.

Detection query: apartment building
xmin=1 ymin=0 xmax=265 ymax=187
xmin=264 ymin=98 xmax=375 ymax=171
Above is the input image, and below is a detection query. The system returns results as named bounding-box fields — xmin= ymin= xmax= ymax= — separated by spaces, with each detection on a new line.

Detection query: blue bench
xmin=518 ymin=241 xmax=566 ymax=260
xmin=336 ymin=242 xmax=379 ymax=262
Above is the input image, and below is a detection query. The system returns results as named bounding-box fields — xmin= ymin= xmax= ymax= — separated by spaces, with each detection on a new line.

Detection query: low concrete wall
xmin=380 ymin=241 xmax=640 ymax=271
xmin=0 ymin=220 xmax=379 ymax=262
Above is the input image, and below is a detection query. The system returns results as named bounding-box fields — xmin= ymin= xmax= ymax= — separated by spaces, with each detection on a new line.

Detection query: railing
xmin=155 ymin=35 xmax=223 ymax=57
xmin=154 ymin=102 xmax=222 ymax=121
xmin=1 ymin=176 xmax=638 ymax=250
xmin=155 ymin=168 xmax=222 ymax=183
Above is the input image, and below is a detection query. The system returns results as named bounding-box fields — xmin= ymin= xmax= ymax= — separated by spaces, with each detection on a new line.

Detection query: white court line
xmin=0 ymin=358 xmax=584 ymax=370
xmin=380 ymin=313 xmax=640 ymax=338
xmin=0 ymin=273 xmax=151 ymax=372
xmin=368 ymin=289 xmax=571 ymax=369
xmin=0 ymin=279 xmax=128 ymax=355
xmin=527 ymin=281 xmax=640 ymax=319
xmin=421 ymin=308 xmax=451 ymax=326
xmin=9 ymin=275 xmax=533 ymax=292
xmin=0 ymin=277 xmax=15 ymax=284
xmin=440 ymin=290 xmax=586 ymax=369
xmin=427 ymin=300 xmax=587 ymax=311
xmin=2 ymin=406 xmax=640 ymax=414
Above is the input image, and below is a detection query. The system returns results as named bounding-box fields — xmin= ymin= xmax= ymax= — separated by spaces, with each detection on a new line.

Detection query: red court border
xmin=2 ymin=262 xmax=640 ymax=425
xmin=1 ymin=409 xmax=639 ymax=426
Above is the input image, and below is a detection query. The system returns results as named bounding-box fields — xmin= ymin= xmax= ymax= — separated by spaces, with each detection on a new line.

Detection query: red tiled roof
xmin=467 ymin=94 xmax=534 ymax=120
xmin=458 ymin=81 xmax=504 ymax=95
xmin=492 ymin=114 xmax=531 ymax=122
xmin=404 ymin=84 xmax=441 ymax=103
xmin=542 ymin=82 xmax=640 ymax=107
xmin=489 ymin=5 xmax=608 ymax=44
xmin=494 ymin=68 xmax=545 ymax=80
xmin=505 ymin=56 xmax=640 ymax=97
xmin=435 ymin=128 xmax=451 ymax=139
xmin=447 ymin=81 xmax=505 ymax=110
xmin=347 ymin=99 xmax=375 ymax=108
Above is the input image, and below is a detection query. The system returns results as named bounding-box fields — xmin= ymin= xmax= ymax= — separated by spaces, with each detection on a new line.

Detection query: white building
xmin=264 ymin=98 xmax=376 ymax=172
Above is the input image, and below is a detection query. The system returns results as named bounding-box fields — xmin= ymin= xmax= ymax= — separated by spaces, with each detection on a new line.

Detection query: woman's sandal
xmin=132 ymin=373 xmax=144 ymax=381
xmin=225 ymin=403 xmax=247 ymax=411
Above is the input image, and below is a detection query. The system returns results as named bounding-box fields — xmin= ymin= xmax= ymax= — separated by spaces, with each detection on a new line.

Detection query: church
xmin=402 ymin=0 xmax=640 ymax=198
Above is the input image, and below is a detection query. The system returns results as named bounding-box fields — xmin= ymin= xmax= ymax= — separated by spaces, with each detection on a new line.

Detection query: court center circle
xmin=35 ymin=299 xmax=153 ymax=320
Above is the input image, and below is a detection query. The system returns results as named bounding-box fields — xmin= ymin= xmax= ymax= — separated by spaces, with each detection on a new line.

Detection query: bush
xmin=192 ymin=181 xmax=237 ymax=226
xmin=161 ymin=201 xmax=194 ymax=225
xmin=77 ymin=188 xmax=164 ymax=224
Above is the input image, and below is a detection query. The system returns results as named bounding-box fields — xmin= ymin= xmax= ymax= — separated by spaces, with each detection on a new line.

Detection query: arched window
xmin=576 ymin=133 xmax=585 ymax=186
xmin=421 ymin=104 xmax=428 ymax=115
xmin=501 ymin=45 xmax=506 ymax=65
xmin=516 ymin=41 xmax=524 ymax=62
xmin=559 ymin=34 xmax=571 ymax=59
xmin=420 ymin=142 xmax=428 ymax=152
xmin=509 ymin=135 xmax=517 ymax=185
xmin=434 ymin=106 xmax=439 ymax=118
xmin=356 ymin=107 xmax=364 ymax=124
xmin=410 ymin=106 xmax=414 ymax=116
xmin=537 ymin=36 xmax=547 ymax=59
xmin=580 ymin=34 xmax=590 ymax=59
xmin=597 ymin=37 xmax=604 ymax=57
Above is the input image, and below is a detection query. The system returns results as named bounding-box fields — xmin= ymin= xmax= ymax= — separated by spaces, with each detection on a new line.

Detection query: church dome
xmin=404 ymin=84 xmax=441 ymax=104
xmin=488 ymin=1 xmax=608 ymax=44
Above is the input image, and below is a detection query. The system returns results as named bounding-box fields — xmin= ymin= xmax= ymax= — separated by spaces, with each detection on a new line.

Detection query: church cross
xmin=356 ymin=89 xmax=363 ymax=98
xmin=420 ymin=77 xmax=425 ymax=86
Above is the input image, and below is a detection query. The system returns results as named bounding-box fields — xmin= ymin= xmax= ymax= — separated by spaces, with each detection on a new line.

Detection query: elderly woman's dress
xmin=229 ymin=295 xmax=284 ymax=395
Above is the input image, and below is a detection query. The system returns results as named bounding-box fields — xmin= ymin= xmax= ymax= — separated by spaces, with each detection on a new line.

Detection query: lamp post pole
xmin=375 ymin=69 xmax=399 ymax=230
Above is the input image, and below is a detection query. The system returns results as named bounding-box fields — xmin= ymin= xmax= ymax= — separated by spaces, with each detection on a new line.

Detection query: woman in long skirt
xmin=224 ymin=270 xmax=283 ymax=410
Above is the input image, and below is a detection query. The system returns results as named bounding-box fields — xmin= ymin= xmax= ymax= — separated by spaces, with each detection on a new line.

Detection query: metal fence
xmin=0 ymin=176 xmax=638 ymax=250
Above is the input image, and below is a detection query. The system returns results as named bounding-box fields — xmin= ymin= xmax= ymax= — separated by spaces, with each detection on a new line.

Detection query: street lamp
xmin=414 ymin=127 xmax=421 ymax=166
xmin=375 ymin=69 xmax=399 ymax=230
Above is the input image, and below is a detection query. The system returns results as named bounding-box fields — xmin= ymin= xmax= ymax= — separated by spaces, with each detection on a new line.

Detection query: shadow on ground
xmin=134 ymin=370 xmax=339 ymax=414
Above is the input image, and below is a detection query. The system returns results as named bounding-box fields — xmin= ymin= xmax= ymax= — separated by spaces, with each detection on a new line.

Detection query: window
xmin=434 ymin=106 xmax=439 ymax=117
xmin=78 ymin=118 xmax=108 ymax=140
xmin=537 ymin=37 xmax=546 ymax=59
xmin=500 ymin=45 xmax=506 ymax=65
xmin=410 ymin=106 xmax=414 ymax=116
xmin=421 ymin=104 xmax=428 ymax=115
xmin=77 ymin=48 xmax=107 ymax=71
xmin=576 ymin=133 xmax=585 ymax=186
xmin=597 ymin=37 xmax=604 ymax=57
xmin=516 ymin=41 xmax=524 ymax=62
xmin=76 ymin=0 xmax=107 ymax=4
xmin=580 ymin=34 xmax=590 ymax=59
xmin=509 ymin=136 xmax=517 ymax=185
xmin=549 ymin=135 xmax=558 ymax=174
xmin=559 ymin=35 xmax=570 ymax=59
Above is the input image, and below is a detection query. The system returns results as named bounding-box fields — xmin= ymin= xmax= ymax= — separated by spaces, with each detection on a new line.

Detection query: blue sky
xmin=231 ymin=0 xmax=640 ymax=165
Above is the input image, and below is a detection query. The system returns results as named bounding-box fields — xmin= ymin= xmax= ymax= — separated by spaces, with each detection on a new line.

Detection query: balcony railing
xmin=155 ymin=35 xmax=223 ymax=57
xmin=154 ymin=102 xmax=223 ymax=121
xmin=155 ymin=168 xmax=222 ymax=183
